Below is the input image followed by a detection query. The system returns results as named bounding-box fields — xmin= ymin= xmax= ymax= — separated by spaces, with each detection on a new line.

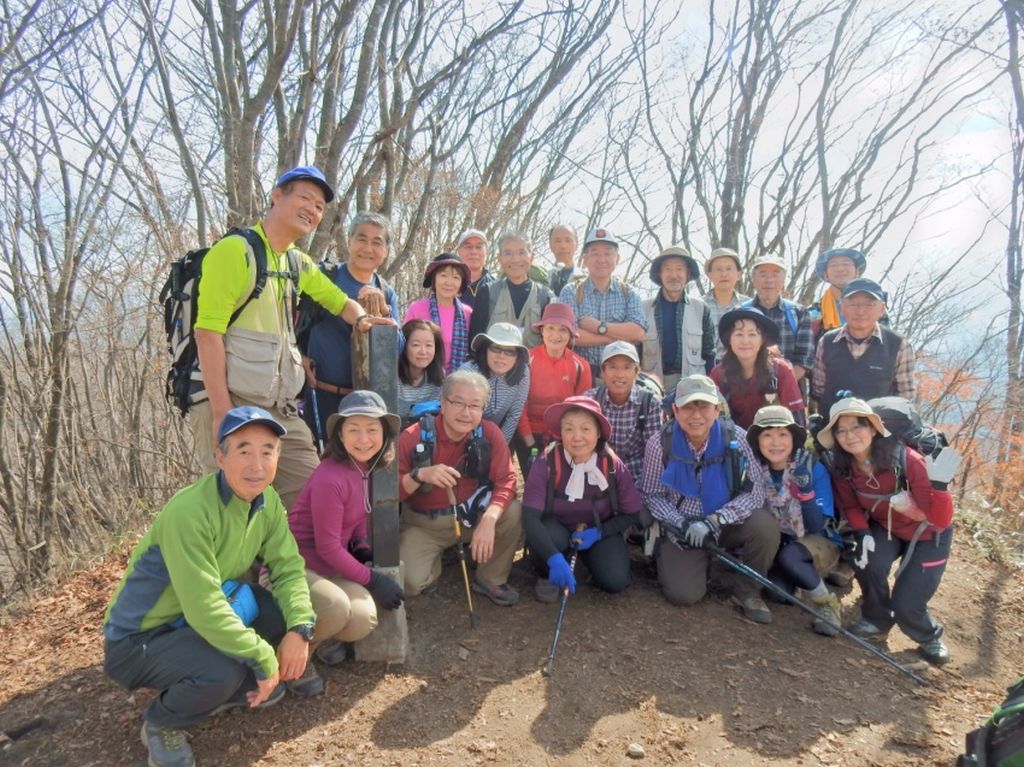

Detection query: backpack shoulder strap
xmin=602 ymin=446 xmax=620 ymax=515
xmin=574 ymin=358 xmax=583 ymax=390
xmin=226 ymin=228 xmax=269 ymax=325
xmin=636 ymin=389 xmax=654 ymax=432
xmin=660 ymin=419 xmax=674 ymax=468
xmin=545 ymin=443 xmax=562 ymax=514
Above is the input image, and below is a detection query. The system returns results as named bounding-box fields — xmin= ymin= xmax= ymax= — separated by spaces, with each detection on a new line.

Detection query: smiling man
xmin=640 ymin=375 xmax=777 ymax=623
xmin=468 ymin=231 xmax=554 ymax=347
xmin=301 ymin=212 xmax=402 ymax=443
xmin=191 ymin=167 xmax=382 ymax=511
xmin=103 ymin=407 xmax=316 ymax=767
xmin=811 ymin=278 xmax=915 ymax=417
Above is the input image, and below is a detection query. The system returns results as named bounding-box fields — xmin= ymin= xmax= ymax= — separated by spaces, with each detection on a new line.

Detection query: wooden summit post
xmin=351 ymin=323 xmax=408 ymax=663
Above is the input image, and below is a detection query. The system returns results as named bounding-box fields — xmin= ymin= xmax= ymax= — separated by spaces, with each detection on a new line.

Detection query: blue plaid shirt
xmin=745 ymin=296 xmax=815 ymax=370
xmin=559 ymin=278 xmax=647 ymax=367
xmin=584 ymin=384 xmax=663 ymax=480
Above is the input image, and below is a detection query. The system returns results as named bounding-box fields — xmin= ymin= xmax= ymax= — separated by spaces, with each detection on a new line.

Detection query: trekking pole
xmin=447 ymin=487 xmax=477 ymax=629
xmin=542 ymin=524 xmax=585 ymax=678
xmin=698 ymin=537 xmax=928 ymax=686
xmin=308 ymin=361 xmax=325 ymax=455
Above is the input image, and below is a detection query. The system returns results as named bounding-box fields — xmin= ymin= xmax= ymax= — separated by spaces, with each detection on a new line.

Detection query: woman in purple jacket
xmin=287 ymin=391 xmax=404 ymax=695
xmin=522 ymin=396 xmax=643 ymax=603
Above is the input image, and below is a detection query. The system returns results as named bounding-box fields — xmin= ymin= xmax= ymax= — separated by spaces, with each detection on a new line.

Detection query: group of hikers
xmin=104 ymin=166 xmax=960 ymax=767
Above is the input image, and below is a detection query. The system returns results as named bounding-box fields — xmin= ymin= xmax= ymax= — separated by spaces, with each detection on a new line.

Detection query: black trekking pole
xmin=542 ymin=524 xmax=585 ymax=677
xmin=698 ymin=538 xmax=928 ymax=686
xmin=308 ymin=361 xmax=325 ymax=455
xmin=447 ymin=488 xmax=477 ymax=629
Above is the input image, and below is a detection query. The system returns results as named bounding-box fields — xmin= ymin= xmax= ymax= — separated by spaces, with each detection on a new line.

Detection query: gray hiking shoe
xmin=737 ymin=595 xmax=772 ymax=624
xmin=472 ymin=578 xmax=519 ymax=606
xmin=285 ymin=662 xmax=325 ymax=697
xmin=533 ymin=577 xmax=560 ymax=604
xmin=208 ymin=679 xmax=286 ymax=716
xmin=314 ymin=639 xmax=350 ymax=666
xmin=141 ymin=721 xmax=194 ymax=767
xmin=810 ymin=592 xmax=842 ymax=637
xmin=845 ymin=618 xmax=888 ymax=640
xmin=918 ymin=636 xmax=950 ymax=666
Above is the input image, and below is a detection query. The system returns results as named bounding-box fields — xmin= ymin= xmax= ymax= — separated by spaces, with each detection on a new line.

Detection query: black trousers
xmin=103 ymin=585 xmax=287 ymax=728
xmin=531 ymin=515 xmax=631 ymax=593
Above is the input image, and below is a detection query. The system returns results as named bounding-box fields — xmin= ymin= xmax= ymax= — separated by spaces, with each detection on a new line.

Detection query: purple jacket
xmin=523 ymin=448 xmax=643 ymax=527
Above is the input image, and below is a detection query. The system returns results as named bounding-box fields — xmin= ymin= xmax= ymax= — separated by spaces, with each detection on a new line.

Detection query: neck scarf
xmin=820 ymin=289 xmax=844 ymax=331
xmin=763 ymin=466 xmax=805 ymax=538
xmin=430 ymin=291 xmax=469 ymax=372
xmin=563 ymin=448 xmax=609 ymax=501
xmin=660 ymin=420 xmax=731 ymax=515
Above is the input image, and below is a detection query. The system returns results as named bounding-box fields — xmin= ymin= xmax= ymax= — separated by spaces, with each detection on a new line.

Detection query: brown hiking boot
xmin=810 ymin=592 xmax=842 ymax=637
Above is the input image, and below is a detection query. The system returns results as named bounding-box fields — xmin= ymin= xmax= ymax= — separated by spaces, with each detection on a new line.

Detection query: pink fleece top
xmin=404 ymin=296 xmax=472 ymax=372
xmin=289 ymin=456 xmax=372 ymax=586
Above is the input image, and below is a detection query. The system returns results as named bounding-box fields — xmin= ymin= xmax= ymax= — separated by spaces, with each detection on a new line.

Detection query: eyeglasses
xmin=834 ymin=423 xmax=870 ymax=438
xmin=444 ymin=397 xmax=484 ymax=413
xmin=488 ymin=346 xmax=518 ymax=357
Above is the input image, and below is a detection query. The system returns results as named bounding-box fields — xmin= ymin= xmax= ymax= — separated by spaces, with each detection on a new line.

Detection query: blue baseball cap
xmin=842 ymin=277 xmax=887 ymax=302
xmin=217 ymin=406 xmax=286 ymax=443
xmin=815 ymin=247 xmax=866 ymax=279
xmin=274 ymin=165 xmax=335 ymax=203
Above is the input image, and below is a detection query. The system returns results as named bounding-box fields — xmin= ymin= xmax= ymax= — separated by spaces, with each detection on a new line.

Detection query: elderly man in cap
xmin=456 ymin=228 xmax=493 ymax=308
xmin=103 ymin=406 xmax=316 ymax=767
xmin=640 ymin=375 xmax=778 ymax=623
xmin=702 ymin=247 xmax=751 ymax=359
xmin=745 ymin=254 xmax=815 ymax=382
xmin=558 ymin=226 xmax=647 ymax=379
xmin=640 ymin=245 xmax=715 ymax=392
xmin=469 ymin=230 xmax=554 ymax=347
xmin=810 ymin=247 xmax=868 ymax=340
xmin=811 ymin=278 xmax=915 ymax=417
xmin=191 ymin=166 xmax=383 ymax=511
xmin=585 ymin=341 xmax=663 ymax=483
xmin=300 ymin=212 xmax=402 ymax=444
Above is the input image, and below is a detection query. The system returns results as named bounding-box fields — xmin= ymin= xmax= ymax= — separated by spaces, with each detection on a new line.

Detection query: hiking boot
xmin=141 ymin=721 xmax=194 ymax=767
xmin=533 ymin=577 xmax=560 ymax=604
xmin=736 ymin=595 xmax=772 ymax=624
xmin=826 ymin=562 xmax=854 ymax=588
xmin=314 ymin=639 xmax=349 ymax=666
xmin=285 ymin=662 xmax=325 ymax=697
xmin=810 ymin=592 xmax=842 ymax=637
xmin=472 ymin=579 xmax=519 ymax=606
xmin=918 ymin=637 xmax=950 ymax=666
xmin=845 ymin=618 xmax=888 ymax=640
xmin=208 ymin=679 xmax=286 ymax=716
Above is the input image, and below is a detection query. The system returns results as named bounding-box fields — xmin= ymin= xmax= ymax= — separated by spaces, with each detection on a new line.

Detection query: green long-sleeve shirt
xmin=103 ymin=472 xmax=314 ymax=679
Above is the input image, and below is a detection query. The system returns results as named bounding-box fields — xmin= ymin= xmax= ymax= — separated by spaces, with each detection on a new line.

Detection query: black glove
xmin=348 ymin=539 xmax=373 ymax=564
xmin=366 ymin=571 xmax=404 ymax=610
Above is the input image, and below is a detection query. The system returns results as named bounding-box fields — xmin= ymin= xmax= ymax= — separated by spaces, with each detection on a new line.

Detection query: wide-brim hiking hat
xmin=674 ymin=374 xmax=721 ymax=407
xmin=218 ymin=406 xmax=286 ymax=443
xmin=717 ymin=305 xmax=780 ymax=347
xmin=325 ymin=390 xmax=401 ymax=439
xmin=815 ymin=247 xmax=866 ymax=279
xmin=842 ymin=277 xmax=887 ymax=302
xmin=705 ymin=247 xmax=743 ymax=273
xmin=532 ymin=301 xmax=579 ymax=336
xmin=749 ymin=253 xmax=787 ymax=277
xmin=583 ymin=227 xmax=618 ymax=249
xmin=274 ymin=165 xmax=335 ymax=203
xmin=543 ymin=395 xmax=612 ymax=441
xmin=649 ymin=246 xmax=701 ymax=286
xmin=600 ymin=340 xmax=639 ymax=366
xmin=422 ymin=252 xmax=471 ymax=290
xmin=816 ymin=397 xmax=890 ymax=450
xmin=471 ymin=321 xmax=527 ymax=354
xmin=746 ymin=405 xmax=807 ymax=450
xmin=456 ymin=228 xmax=488 ymax=249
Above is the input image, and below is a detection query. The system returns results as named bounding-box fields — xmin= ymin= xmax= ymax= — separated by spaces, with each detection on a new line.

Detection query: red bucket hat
xmin=543 ymin=396 xmax=611 ymax=441
xmin=532 ymin=302 xmax=579 ymax=336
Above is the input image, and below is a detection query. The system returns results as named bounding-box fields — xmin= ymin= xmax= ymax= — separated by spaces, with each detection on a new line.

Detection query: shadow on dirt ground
xmin=1 ymin=546 xmax=1021 ymax=766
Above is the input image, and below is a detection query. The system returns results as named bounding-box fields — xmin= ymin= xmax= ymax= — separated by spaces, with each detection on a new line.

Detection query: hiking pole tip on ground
xmin=447 ymin=487 xmax=477 ymax=630
xmin=542 ymin=524 xmax=585 ymax=677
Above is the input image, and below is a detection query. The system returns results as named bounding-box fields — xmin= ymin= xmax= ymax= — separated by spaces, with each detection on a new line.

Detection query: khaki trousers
xmin=399 ymin=501 xmax=523 ymax=595
xmin=305 ymin=569 xmax=378 ymax=648
xmin=191 ymin=396 xmax=319 ymax=512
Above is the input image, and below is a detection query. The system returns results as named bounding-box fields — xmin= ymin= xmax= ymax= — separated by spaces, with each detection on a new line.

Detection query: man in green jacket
xmin=103 ymin=406 xmax=316 ymax=767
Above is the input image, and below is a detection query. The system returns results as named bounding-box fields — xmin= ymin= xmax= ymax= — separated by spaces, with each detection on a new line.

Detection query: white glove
xmin=925 ymin=448 xmax=962 ymax=484
xmin=854 ymin=534 xmax=875 ymax=570
xmin=889 ymin=490 xmax=912 ymax=512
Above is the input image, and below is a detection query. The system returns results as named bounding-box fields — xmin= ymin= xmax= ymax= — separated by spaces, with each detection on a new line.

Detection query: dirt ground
xmin=1 ymin=540 xmax=1021 ymax=767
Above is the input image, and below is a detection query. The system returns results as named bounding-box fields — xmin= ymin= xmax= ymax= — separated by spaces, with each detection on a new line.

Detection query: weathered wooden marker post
xmin=351 ymin=324 xmax=408 ymax=663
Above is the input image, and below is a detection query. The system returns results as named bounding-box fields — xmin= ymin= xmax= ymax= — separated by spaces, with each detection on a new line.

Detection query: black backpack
xmin=866 ymin=396 xmax=948 ymax=460
xmin=160 ymin=228 xmax=296 ymax=416
xmin=958 ymin=675 xmax=1024 ymax=767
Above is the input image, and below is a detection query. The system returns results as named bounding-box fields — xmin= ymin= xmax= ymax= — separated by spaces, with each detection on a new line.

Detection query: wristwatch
xmin=289 ymin=622 xmax=315 ymax=641
xmin=410 ymin=467 xmax=424 ymax=485
xmin=597 ymin=321 xmax=608 ymax=335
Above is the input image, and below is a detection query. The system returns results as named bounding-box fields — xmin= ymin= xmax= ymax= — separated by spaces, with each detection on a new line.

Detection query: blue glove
xmin=571 ymin=527 xmax=601 ymax=551
xmin=790 ymin=462 xmax=813 ymax=492
xmin=546 ymin=553 xmax=576 ymax=594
